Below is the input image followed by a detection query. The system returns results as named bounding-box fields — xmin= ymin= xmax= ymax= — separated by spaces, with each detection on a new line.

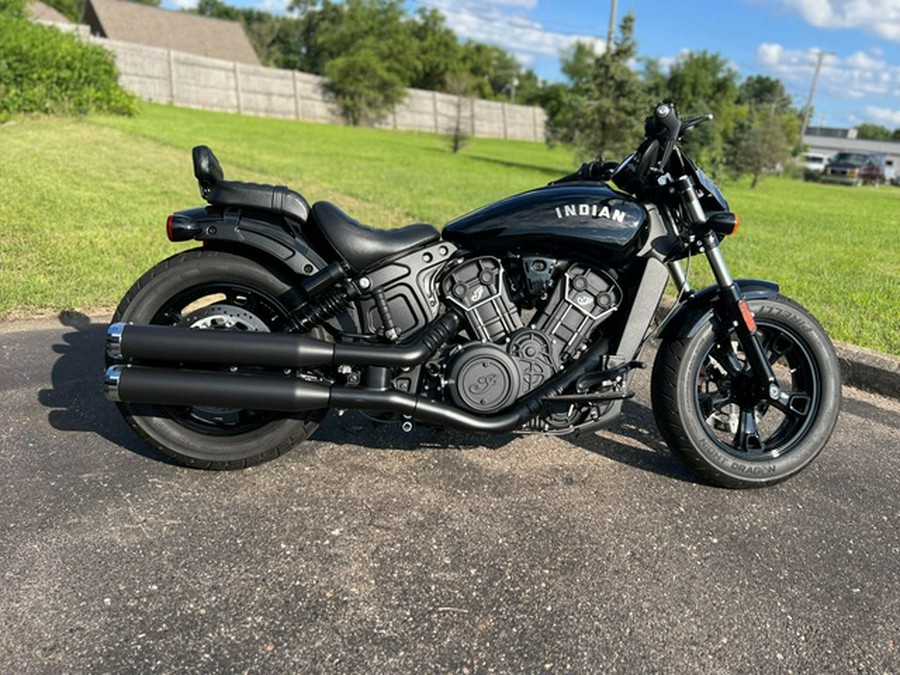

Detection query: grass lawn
xmin=1 ymin=102 xmax=897 ymax=355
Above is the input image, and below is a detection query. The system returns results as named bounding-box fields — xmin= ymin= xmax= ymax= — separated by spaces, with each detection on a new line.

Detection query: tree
xmin=856 ymin=123 xmax=892 ymax=140
xmin=460 ymin=42 xmax=522 ymax=101
xmin=445 ymin=71 xmax=475 ymax=153
xmin=312 ymin=0 xmax=421 ymax=124
xmin=408 ymin=8 xmax=463 ymax=91
xmin=663 ymin=50 xmax=740 ymax=173
xmin=726 ymin=109 xmax=793 ymax=188
xmin=738 ymin=75 xmax=792 ymax=112
xmin=550 ymin=14 xmax=647 ymax=161
xmin=196 ymin=0 xmax=302 ymax=68
xmin=324 ymin=48 xmax=405 ymax=125
xmin=723 ymin=75 xmax=800 ymax=187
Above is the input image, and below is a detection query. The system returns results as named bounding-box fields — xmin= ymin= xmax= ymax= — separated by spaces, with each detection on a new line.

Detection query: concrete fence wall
xmin=87 ymin=36 xmax=547 ymax=143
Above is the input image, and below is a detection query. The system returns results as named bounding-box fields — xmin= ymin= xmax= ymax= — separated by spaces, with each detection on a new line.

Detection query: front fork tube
xmin=702 ymin=234 xmax=781 ymax=400
xmin=667 ymin=260 xmax=690 ymax=295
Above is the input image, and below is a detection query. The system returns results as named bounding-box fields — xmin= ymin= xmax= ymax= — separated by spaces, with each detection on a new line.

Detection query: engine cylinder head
xmin=441 ymin=257 xmax=522 ymax=342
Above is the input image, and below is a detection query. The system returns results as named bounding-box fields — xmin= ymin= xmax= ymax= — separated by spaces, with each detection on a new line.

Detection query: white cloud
xmin=756 ymin=43 xmax=900 ymax=100
xmin=226 ymin=0 xmax=599 ymax=72
xmin=771 ymin=0 xmax=900 ymax=41
xmin=865 ymin=106 xmax=900 ymax=126
xmin=490 ymin=0 xmax=539 ymax=8
xmin=423 ymin=0 xmax=603 ymax=68
xmin=167 ymin=0 xmax=198 ymax=9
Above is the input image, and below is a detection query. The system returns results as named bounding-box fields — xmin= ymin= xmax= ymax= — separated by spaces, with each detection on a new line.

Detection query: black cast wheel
xmin=109 ymin=249 xmax=327 ymax=469
xmin=652 ymin=295 xmax=841 ymax=488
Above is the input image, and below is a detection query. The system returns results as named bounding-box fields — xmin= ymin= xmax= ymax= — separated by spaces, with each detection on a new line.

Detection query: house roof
xmin=82 ymin=0 xmax=260 ymax=66
xmin=27 ymin=0 xmax=73 ymax=24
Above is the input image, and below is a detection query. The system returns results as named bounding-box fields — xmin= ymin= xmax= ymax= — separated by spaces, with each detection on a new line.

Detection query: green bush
xmin=0 ymin=0 xmax=26 ymax=18
xmin=0 ymin=15 xmax=137 ymax=121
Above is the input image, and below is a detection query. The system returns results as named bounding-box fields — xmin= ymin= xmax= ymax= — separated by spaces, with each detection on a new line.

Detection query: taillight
xmin=166 ymin=214 xmax=203 ymax=241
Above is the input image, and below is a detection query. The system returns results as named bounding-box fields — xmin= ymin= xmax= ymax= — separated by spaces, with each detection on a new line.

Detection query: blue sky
xmin=409 ymin=0 xmax=900 ymax=130
xmin=166 ymin=0 xmax=900 ymax=130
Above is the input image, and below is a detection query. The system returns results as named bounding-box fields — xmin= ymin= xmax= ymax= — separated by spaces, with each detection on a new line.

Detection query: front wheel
xmin=651 ymin=295 xmax=841 ymax=488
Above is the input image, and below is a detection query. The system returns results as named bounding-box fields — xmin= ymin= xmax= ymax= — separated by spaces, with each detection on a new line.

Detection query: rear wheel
xmin=651 ymin=295 xmax=841 ymax=488
xmin=110 ymin=249 xmax=327 ymax=469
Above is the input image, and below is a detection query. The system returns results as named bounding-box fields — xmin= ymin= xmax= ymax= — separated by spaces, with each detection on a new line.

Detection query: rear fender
xmin=658 ymin=279 xmax=780 ymax=340
xmin=168 ymin=206 xmax=329 ymax=277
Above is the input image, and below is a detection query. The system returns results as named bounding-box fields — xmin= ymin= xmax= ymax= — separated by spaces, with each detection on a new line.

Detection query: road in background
xmin=1 ymin=313 xmax=897 ymax=672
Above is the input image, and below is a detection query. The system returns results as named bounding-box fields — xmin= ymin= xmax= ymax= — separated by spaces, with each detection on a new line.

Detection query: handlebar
xmin=550 ymin=103 xmax=714 ymax=190
xmin=644 ymin=104 xmax=713 ymax=173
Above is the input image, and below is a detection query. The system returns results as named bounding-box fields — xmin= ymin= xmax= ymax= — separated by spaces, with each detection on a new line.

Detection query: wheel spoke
xmin=733 ymin=408 xmax=765 ymax=454
xmin=710 ymin=342 xmax=744 ymax=377
xmin=774 ymin=390 xmax=812 ymax=420
xmin=165 ymin=310 xmax=185 ymax=325
xmin=699 ymin=391 xmax=731 ymax=415
xmin=763 ymin=330 xmax=795 ymax=365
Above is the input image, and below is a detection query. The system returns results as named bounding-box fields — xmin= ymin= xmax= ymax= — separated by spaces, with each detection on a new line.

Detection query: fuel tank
xmin=443 ymin=183 xmax=649 ymax=265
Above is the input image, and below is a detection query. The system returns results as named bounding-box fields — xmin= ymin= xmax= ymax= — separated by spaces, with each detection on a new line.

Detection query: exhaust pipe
xmin=105 ymin=364 xmax=546 ymax=433
xmin=104 ymin=336 xmax=610 ymax=433
xmin=107 ymin=313 xmax=460 ymax=369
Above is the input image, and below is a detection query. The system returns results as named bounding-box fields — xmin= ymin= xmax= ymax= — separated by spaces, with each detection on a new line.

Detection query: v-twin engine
xmin=441 ymin=257 xmax=621 ymax=413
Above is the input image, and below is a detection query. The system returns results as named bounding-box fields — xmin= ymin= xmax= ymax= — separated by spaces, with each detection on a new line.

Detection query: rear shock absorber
xmin=295 ymin=284 xmax=354 ymax=331
xmin=292 ymin=261 xmax=355 ymax=332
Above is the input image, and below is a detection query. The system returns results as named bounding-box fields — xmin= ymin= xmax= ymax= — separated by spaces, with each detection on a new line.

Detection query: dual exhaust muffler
xmin=103 ymin=314 xmax=585 ymax=432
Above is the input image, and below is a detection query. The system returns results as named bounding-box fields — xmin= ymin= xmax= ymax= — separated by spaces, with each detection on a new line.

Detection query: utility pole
xmin=606 ymin=0 xmax=618 ymax=52
xmin=799 ymin=50 xmax=831 ymax=145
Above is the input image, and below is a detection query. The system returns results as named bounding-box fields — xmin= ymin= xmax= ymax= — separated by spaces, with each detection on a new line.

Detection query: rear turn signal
xmin=708 ymin=211 xmax=740 ymax=236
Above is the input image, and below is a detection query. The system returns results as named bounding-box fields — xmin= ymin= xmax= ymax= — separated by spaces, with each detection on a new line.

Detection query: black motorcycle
xmin=104 ymin=102 xmax=841 ymax=488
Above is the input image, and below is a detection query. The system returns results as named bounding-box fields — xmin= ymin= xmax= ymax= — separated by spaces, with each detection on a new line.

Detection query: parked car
xmin=801 ymin=152 xmax=830 ymax=181
xmin=820 ymin=152 xmax=886 ymax=186
xmin=802 ymin=152 xmax=829 ymax=172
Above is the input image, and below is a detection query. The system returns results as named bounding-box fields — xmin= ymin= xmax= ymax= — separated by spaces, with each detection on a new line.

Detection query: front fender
xmin=168 ymin=206 xmax=329 ymax=277
xmin=658 ymin=279 xmax=780 ymax=340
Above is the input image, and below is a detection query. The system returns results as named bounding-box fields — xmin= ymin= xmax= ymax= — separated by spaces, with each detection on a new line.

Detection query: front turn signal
xmin=707 ymin=211 xmax=740 ymax=237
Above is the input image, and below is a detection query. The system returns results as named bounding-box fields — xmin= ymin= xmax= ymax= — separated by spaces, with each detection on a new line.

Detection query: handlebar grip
xmin=655 ymin=103 xmax=680 ymax=132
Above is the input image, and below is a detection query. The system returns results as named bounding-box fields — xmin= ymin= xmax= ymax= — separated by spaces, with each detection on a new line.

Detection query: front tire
xmin=110 ymin=249 xmax=327 ymax=469
xmin=651 ymin=295 xmax=841 ymax=488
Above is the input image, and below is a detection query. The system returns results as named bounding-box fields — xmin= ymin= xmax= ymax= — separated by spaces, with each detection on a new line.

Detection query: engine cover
xmin=508 ymin=329 xmax=559 ymax=394
xmin=446 ymin=330 xmax=561 ymax=414
xmin=447 ymin=344 xmax=521 ymax=413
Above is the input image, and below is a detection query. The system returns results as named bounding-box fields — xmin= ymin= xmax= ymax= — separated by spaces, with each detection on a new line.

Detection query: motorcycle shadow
xmin=39 ymin=311 xmax=177 ymax=464
xmin=39 ymin=312 xmax=696 ymax=482
xmin=311 ymin=404 xmax=697 ymax=485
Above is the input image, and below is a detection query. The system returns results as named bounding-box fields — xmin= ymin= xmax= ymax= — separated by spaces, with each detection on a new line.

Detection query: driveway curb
xmin=834 ymin=342 xmax=899 ymax=399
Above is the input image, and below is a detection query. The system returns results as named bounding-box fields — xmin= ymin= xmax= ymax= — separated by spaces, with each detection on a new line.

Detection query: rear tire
xmin=651 ymin=295 xmax=841 ymax=488
xmin=110 ymin=249 xmax=326 ymax=469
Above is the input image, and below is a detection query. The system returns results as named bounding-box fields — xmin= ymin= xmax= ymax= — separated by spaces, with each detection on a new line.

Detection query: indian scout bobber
xmin=104 ymin=102 xmax=842 ymax=488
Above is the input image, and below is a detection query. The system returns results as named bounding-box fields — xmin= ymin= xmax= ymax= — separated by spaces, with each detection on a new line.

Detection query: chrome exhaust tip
xmin=106 ymin=322 xmax=127 ymax=361
xmin=104 ymin=365 xmax=123 ymax=402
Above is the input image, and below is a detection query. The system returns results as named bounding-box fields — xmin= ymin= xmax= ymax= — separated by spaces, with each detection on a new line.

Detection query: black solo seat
xmin=308 ymin=201 xmax=440 ymax=273
xmin=192 ymin=145 xmax=310 ymax=223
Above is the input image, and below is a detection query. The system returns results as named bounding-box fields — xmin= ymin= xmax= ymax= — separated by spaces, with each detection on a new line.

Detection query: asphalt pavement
xmin=1 ymin=312 xmax=897 ymax=673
